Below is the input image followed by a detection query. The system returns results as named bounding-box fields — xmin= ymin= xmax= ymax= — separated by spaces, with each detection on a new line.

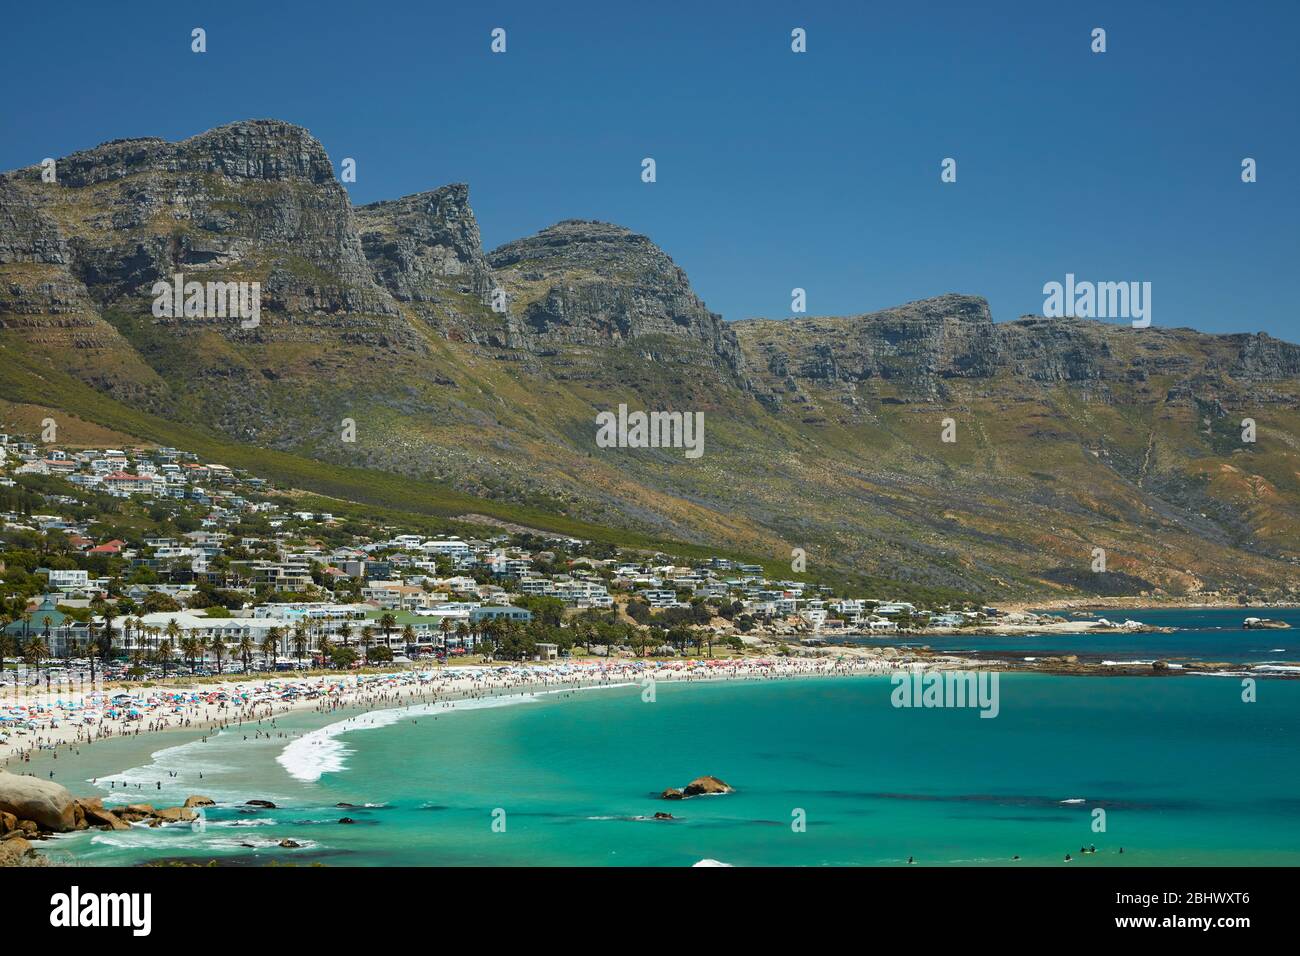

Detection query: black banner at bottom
xmin=9 ymin=865 xmax=1282 ymax=941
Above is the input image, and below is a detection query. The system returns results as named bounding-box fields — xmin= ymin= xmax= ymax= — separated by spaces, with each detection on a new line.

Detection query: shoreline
xmin=996 ymin=597 xmax=1300 ymax=615
xmin=1 ymin=657 xmax=902 ymax=774
xmin=6 ymin=658 xmax=1298 ymax=870
xmin=7 ymin=637 xmax=1298 ymax=774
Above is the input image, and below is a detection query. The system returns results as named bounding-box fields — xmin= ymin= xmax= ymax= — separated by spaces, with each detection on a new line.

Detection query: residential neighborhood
xmin=0 ymin=429 xmax=1011 ymax=680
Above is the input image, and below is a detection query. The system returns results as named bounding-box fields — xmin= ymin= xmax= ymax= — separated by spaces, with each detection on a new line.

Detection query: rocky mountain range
xmin=2 ymin=119 xmax=1298 ymax=599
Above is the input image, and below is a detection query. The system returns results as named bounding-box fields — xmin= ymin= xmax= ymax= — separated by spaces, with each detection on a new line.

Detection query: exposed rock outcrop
xmin=0 ymin=835 xmax=38 ymax=866
xmin=0 ymin=771 xmax=77 ymax=832
xmin=683 ymin=775 xmax=735 ymax=796
xmin=2 ymin=118 xmax=1298 ymax=601
xmin=490 ymin=219 xmax=742 ymax=374
xmin=662 ymin=775 xmax=735 ymax=798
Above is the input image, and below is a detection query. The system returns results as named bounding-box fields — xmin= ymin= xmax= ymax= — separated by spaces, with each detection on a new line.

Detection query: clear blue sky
xmin=3 ymin=0 xmax=1297 ymax=339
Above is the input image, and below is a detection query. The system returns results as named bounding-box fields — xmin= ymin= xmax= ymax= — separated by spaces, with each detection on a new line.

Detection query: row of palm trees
xmin=4 ymin=601 xmax=612 ymax=687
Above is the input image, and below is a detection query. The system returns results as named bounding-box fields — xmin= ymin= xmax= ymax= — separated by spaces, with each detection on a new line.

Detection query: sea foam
xmin=276 ymin=695 xmax=537 ymax=782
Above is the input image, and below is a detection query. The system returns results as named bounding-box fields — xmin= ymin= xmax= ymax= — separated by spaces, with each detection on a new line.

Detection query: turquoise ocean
xmin=33 ymin=608 xmax=1300 ymax=867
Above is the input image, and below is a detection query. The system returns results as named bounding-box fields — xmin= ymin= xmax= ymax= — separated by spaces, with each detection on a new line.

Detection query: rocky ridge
xmin=2 ymin=119 xmax=1298 ymax=597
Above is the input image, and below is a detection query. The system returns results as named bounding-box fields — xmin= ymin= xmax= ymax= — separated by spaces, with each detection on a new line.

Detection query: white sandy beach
xmin=1 ymin=656 xmax=902 ymax=769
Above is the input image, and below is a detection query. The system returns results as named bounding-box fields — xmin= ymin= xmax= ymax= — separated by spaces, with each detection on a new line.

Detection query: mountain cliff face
xmin=735 ymin=297 xmax=1300 ymax=405
xmin=488 ymin=219 xmax=742 ymax=374
xmin=2 ymin=120 xmax=1298 ymax=600
xmin=356 ymin=184 xmax=503 ymax=345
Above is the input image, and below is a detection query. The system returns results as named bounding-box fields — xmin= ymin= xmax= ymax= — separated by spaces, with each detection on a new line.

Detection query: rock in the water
xmin=683 ymin=776 xmax=735 ymax=796
xmin=245 ymin=799 xmax=277 ymax=809
xmin=653 ymin=812 xmax=675 ymax=820
xmin=279 ymin=839 xmax=302 ymax=848
xmin=151 ymin=807 xmax=197 ymax=824
xmin=660 ymin=788 xmax=684 ymax=800
xmin=0 ymin=770 xmax=78 ymax=832
xmin=77 ymin=799 xmax=129 ymax=831
xmin=184 ymin=795 xmax=216 ymax=808
xmin=338 ymin=817 xmax=356 ymax=825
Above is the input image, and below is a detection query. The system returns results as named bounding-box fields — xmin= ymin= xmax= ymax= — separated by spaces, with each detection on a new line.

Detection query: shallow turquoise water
xmin=47 ymin=671 xmax=1300 ymax=867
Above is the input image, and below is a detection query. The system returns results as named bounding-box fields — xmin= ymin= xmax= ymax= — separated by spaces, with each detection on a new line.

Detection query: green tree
xmin=379 ymin=612 xmax=397 ymax=652
xmin=260 ymin=634 xmax=278 ymax=671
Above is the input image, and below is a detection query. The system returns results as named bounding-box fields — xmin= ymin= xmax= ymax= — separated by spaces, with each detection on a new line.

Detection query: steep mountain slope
xmin=2 ymin=119 xmax=1297 ymax=600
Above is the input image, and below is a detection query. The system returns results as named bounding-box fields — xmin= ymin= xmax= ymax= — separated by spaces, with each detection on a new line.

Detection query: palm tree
xmin=317 ymin=634 xmax=333 ymax=668
xmin=438 ymin=616 xmax=453 ymax=651
xmin=100 ymin=604 xmax=117 ymax=667
xmin=379 ymin=612 xmax=397 ymax=653
xmin=266 ymin=628 xmax=284 ymax=669
xmin=359 ymin=625 xmax=374 ymax=665
xmin=336 ymin=621 xmax=352 ymax=650
xmin=260 ymin=634 xmax=278 ymax=671
xmin=164 ymin=619 xmax=181 ymax=670
xmin=292 ymin=626 xmax=308 ymax=669
xmin=180 ymin=636 xmax=201 ymax=674
xmin=25 ymin=635 xmax=49 ymax=688
xmin=156 ymin=637 xmax=174 ymax=678
xmin=237 ymin=635 xmax=254 ymax=673
xmin=85 ymin=618 xmax=99 ymax=685
xmin=292 ymin=620 xmax=309 ymax=664
xmin=42 ymin=616 xmax=53 ymax=663
xmin=479 ymin=619 xmax=501 ymax=660
xmin=401 ymin=623 xmax=416 ymax=656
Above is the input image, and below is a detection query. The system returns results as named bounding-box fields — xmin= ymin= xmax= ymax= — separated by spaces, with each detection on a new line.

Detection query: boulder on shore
xmin=0 ymin=835 xmax=36 ymax=866
xmin=184 ymin=795 xmax=216 ymax=808
xmin=0 ymin=770 xmax=78 ymax=832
